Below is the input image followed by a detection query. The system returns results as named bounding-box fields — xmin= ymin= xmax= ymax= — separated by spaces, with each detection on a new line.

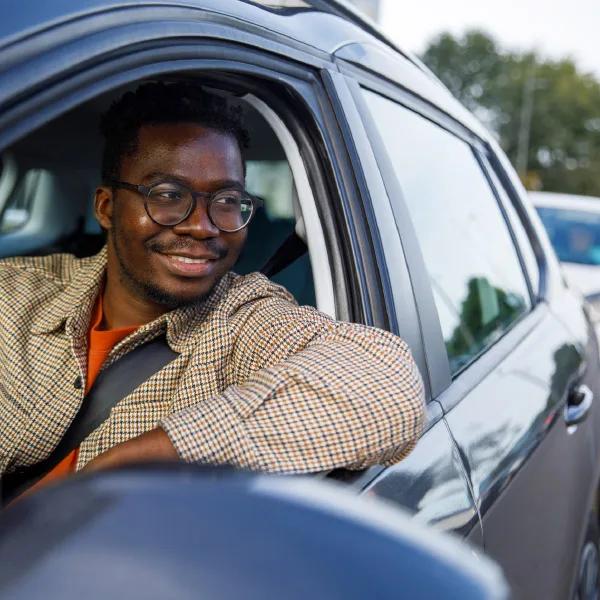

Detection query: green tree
xmin=422 ymin=31 xmax=600 ymax=196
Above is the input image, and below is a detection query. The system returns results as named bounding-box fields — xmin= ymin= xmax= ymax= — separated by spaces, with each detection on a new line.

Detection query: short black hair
xmin=100 ymin=81 xmax=249 ymax=182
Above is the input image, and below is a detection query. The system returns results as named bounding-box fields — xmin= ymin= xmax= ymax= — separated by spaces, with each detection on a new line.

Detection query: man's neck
xmin=101 ymin=276 xmax=168 ymax=330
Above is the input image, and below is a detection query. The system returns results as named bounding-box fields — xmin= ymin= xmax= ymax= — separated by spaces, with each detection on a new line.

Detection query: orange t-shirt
xmin=34 ymin=296 xmax=139 ymax=487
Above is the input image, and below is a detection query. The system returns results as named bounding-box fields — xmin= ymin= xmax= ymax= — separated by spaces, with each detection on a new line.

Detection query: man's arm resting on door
xmin=86 ymin=301 xmax=425 ymax=474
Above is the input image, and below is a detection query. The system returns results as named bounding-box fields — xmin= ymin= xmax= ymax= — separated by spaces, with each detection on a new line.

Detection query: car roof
xmin=0 ymin=0 xmax=417 ymax=65
xmin=530 ymin=191 xmax=600 ymax=213
xmin=0 ymin=0 xmax=488 ymax=145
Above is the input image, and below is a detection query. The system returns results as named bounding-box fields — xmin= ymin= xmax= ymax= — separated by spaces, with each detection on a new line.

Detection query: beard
xmin=116 ymin=257 xmax=195 ymax=309
xmin=110 ymin=225 xmax=225 ymax=311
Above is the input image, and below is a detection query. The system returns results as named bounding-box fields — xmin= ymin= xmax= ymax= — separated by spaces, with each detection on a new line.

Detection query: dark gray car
xmin=0 ymin=2 xmax=599 ymax=598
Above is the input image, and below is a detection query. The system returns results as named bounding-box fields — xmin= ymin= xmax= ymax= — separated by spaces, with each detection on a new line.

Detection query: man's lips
xmin=154 ymin=250 xmax=220 ymax=277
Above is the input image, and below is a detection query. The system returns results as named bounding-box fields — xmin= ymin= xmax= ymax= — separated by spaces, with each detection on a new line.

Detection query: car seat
xmin=0 ymin=169 xmax=83 ymax=258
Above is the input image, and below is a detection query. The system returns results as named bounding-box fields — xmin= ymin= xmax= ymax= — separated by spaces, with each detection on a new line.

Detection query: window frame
xmin=241 ymin=92 xmax=335 ymax=316
xmin=482 ymin=147 xmax=549 ymax=304
xmin=343 ymin=65 xmax=547 ymax=406
xmin=472 ymin=150 xmax=537 ymax=307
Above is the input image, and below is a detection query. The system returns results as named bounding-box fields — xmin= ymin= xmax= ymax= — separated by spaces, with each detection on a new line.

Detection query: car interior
xmin=0 ymin=78 xmax=317 ymax=308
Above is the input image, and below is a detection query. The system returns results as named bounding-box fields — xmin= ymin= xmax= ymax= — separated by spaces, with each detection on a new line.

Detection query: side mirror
xmin=0 ymin=466 xmax=508 ymax=599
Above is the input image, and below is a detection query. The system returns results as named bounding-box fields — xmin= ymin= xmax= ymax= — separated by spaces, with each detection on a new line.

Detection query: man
xmin=0 ymin=82 xmax=424 ymax=490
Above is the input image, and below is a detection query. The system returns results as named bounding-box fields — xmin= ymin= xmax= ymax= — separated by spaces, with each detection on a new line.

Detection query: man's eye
xmin=214 ymin=194 xmax=241 ymax=206
xmin=161 ymin=191 xmax=183 ymax=200
xmin=151 ymin=187 xmax=185 ymax=201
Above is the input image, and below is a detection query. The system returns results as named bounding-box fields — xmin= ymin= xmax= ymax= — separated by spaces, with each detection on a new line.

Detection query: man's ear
xmin=94 ymin=186 xmax=114 ymax=231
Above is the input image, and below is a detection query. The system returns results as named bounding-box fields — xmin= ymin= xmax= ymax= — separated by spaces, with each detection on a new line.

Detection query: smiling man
xmin=0 ymin=82 xmax=424 ymax=498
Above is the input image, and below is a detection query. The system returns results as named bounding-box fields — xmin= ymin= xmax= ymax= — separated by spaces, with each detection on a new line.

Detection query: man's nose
xmin=171 ymin=199 xmax=220 ymax=238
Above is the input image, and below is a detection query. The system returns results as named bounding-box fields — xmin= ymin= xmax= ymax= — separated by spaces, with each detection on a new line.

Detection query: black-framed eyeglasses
xmin=108 ymin=179 xmax=263 ymax=232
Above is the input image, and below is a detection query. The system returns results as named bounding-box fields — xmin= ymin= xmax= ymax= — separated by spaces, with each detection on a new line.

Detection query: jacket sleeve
xmin=160 ymin=297 xmax=425 ymax=473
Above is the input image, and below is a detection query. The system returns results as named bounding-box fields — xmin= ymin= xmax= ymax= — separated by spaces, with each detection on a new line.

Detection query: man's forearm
xmin=85 ymin=319 xmax=424 ymax=475
xmin=160 ymin=321 xmax=425 ymax=473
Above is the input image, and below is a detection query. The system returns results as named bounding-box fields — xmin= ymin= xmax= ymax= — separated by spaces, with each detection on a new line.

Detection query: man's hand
xmin=82 ymin=427 xmax=180 ymax=473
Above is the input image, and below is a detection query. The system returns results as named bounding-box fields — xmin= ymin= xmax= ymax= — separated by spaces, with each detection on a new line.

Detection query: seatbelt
xmin=260 ymin=231 xmax=307 ymax=278
xmin=1 ymin=335 xmax=178 ymax=504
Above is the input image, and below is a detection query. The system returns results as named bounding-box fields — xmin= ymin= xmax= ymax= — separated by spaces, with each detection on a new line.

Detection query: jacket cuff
xmin=159 ymin=391 xmax=260 ymax=469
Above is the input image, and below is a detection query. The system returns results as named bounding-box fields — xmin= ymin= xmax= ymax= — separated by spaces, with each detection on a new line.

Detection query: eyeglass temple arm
xmin=107 ymin=180 xmax=148 ymax=195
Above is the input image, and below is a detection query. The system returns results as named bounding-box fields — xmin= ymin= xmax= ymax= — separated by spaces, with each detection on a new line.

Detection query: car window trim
xmin=473 ymin=150 xmax=536 ymax=306
xmin=320 ymin=68 xmax=397 ymax=332
xmin=243 ymin=92 xmax=336 ymax=317
xmin=336 ymin=59 xmax=488 ymax=153
xmin=483 ymin=147 xmax=549 ymax=303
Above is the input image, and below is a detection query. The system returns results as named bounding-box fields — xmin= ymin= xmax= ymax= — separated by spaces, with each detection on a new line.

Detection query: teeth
xmin=170 ymin=255 xmax=209 ymax=264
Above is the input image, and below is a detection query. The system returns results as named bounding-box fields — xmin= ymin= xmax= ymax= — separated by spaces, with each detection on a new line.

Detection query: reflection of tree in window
xmin=446 ymin=277 xmax=527 ymax=372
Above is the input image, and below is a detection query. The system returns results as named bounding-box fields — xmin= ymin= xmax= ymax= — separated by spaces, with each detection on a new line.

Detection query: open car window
xmin=0 ymin=81 xmax=319 ymax=308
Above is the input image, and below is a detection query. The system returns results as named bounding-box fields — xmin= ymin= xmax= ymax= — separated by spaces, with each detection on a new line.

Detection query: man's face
xmin=97 ymin=123 xmax=247 ymax=309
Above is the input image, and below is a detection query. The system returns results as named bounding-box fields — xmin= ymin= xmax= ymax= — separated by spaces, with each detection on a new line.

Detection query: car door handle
xmin=564 ymin=384 xmax=594 ymax=427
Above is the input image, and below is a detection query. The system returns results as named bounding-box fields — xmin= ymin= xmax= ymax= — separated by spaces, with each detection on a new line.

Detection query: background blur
xmin=346 ymin=0 xmax=600 ymax=196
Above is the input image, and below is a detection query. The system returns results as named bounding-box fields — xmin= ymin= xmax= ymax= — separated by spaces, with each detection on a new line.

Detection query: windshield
xmin=537 ymin=206 xmax=600 ymax=266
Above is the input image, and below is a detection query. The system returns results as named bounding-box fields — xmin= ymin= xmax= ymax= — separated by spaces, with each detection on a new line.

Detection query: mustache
xmin=146 ymin=237 xmax=228 ymax=259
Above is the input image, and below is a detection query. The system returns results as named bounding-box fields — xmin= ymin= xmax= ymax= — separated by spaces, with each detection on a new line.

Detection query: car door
xmin=346 ymin=69 xmax=600 ymax=599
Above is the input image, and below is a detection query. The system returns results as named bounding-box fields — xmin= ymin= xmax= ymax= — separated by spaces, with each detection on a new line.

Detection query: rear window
xmin=536 ymin=206 xmax=600 ymax=266
xmin=363 ymin=89 xmax=531 ymax=375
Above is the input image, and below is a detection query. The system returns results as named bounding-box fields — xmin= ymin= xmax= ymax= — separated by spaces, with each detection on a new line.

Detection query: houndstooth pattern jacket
xmin=0 ymin=248 xmax=424 ymax=474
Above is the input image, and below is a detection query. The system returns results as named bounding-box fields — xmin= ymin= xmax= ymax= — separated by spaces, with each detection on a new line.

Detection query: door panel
xmin=443 ymin=305 xmax=597 ymax=599
xmin=364 ymin=401 xmax=481 ymax=540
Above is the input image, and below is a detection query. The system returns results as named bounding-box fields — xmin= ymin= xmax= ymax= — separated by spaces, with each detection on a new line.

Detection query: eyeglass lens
xmin=146 ymin=183 xmax=253 ymax=231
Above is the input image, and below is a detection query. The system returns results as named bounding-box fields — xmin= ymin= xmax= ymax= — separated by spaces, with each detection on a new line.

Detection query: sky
xmin=378 ymin=0 xmax=600 ymax=79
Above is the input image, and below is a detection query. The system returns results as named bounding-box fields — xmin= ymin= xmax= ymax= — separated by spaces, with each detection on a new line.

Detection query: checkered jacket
xmin=0 ymin=248 xmax=424 ymax=474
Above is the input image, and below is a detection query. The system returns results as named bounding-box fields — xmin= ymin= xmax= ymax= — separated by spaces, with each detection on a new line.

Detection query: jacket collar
xmin=31 ymin=248 xmax=107 ymax=336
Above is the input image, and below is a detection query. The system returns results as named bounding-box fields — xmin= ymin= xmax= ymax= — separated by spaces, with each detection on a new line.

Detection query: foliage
xmin=445 ymin=276 xmax=526 ymax=372
xmin=422 ymin=31 xmax=600 ymax=196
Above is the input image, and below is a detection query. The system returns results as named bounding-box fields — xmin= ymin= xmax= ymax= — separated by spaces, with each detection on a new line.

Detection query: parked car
xmin=1 ymin=2 xmax=599 ymax=599
xmin=532 ymin=191 xmax=600 ymax=306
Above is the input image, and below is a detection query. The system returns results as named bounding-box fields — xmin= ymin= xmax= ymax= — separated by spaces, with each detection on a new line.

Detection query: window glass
xmin=363 ymin=89 xmax=531 ymax=374
xmin=537 ymin=206 xmax=600 ymax=266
